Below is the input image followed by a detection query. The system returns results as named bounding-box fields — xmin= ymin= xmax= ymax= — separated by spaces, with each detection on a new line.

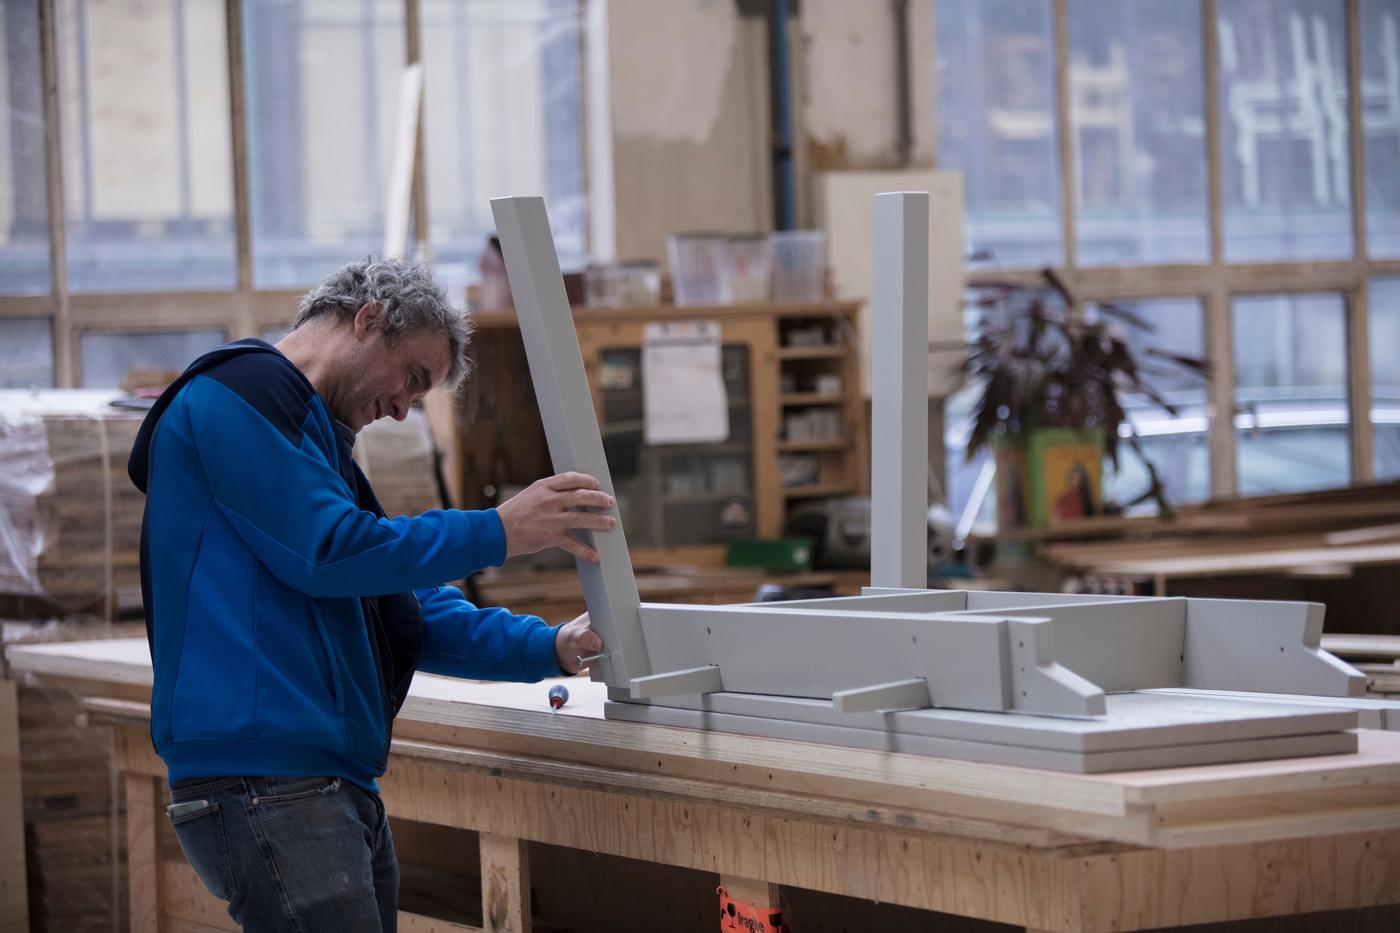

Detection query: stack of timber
xmin=352 ymin=406 xmax=443 ymax=517
xmin=476 ymin=565 xmax=867 ymax=623
xmin=6 ymin=619 xmax=144 ymax=932
xmin=0 ymin=390 xmax=145 ymax=614
xmin=1324 ymin=634 xmax=1400 ymax=697
xmin=0 ymin=392 xmax=444 ymax=613
xmin=1034 ymin=481 xmax=1400 ymax=584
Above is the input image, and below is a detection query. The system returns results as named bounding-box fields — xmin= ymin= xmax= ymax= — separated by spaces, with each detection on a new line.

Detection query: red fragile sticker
xmin=717 ymin=886 xmax=790 ymax=933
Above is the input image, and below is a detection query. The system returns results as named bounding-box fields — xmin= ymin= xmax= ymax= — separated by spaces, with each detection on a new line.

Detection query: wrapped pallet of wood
xmin=0 ymin=392 xmax=444 ymax=615
xmin=0 ymin=391 xmax=145 ymax=616
xmin=353 ymin=405 xmax=444 ymax=517
xmin=4 ymin=617 xmax=145 ymax=933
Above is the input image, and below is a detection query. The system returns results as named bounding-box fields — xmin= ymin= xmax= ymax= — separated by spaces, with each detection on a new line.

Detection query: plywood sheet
xmin=616 ymin=690 xmax=1357 ymax=752
xmin=604 ymin=699 xmax=1355 ymax=773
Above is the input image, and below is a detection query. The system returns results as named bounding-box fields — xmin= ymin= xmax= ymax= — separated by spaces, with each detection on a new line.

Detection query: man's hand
xmin=555 ymin=613 xmax=603 ymax=674
xmin=496 ymin=472 xmax=617 ymax=563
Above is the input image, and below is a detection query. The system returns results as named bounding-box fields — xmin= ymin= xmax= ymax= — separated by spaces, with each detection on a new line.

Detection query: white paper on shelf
xmin=642 ymin=321 xmax=728 ymax=445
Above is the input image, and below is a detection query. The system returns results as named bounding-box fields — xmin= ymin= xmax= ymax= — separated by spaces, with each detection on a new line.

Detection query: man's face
xmin=329 ymin=304 xmax=453 ymax=432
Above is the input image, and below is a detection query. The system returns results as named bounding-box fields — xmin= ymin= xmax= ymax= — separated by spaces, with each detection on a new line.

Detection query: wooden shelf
xmin=777 ymin=345 xmax=846 ymax=361
xmin=778 ymin=439 xmax=850 ymax=452
xmin=473 ymin=299 xmax=862 ymax=330
xmin=783 ymin=481 xmax=856 ymax=499
xmin=781 ymin=392 xmax=846 ymax=406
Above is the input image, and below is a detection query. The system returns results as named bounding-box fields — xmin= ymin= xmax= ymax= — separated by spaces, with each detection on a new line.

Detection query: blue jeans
xmin=166 ymin=775 xmax=398 ymax=932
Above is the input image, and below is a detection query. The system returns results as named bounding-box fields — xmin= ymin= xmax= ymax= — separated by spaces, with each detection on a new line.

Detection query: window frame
xmin=0 ymin=0 xmax=589 ymax=387
xmin=956 ymin=0 xmax=1400 ymax=499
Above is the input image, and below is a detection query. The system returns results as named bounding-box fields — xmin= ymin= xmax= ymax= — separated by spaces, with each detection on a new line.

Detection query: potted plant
xmin=954 ymin=270 xmax=1210 ymax=528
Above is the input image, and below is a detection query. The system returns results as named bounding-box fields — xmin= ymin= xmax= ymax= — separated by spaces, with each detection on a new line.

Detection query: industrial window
xmin=244 ymin=0 xmax=408 ymax=287
xmin=0 ymin=1 xmax=52 ymax=296
xmin=55 ymin=0 xmax=237 ymax=292
xmin=418 ymin=0 xmax=586 ymax=282
xmin=0 ymin=318 xmax=55 ymax=388
xmin=936 ymin=0 xmax=1400 ymax=524
xmin=1373 ymin=276 xmax=1400 ymax=478
xmin=78 ymin=329 xmax=227 ymax=388
xmin=1 ymin=0 xmax=588 ymax=388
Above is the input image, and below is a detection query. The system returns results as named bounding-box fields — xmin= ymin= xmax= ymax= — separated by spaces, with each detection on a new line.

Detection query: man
xmin=128 ymin=258 xmax=611 ymax=931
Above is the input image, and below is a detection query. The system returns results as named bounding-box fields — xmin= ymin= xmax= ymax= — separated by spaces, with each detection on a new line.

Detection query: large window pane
xmin=1068 ymin=1 xmax=1208 ymax=265
xmin=1216 ymin=0 xmax=1352 ymax=262
xmin=1097 ymin=299 xmax=1210 ymax=511
xmin=0 ymin=317 xmax=54 ymax=387
xmin=55 ymin=0 xmax=235 ymax=291
xmin=1361 ymin=0 xmax=1400 ymax=257
xmin=1234 ymin=293 xmax=1349 ymax=494
xmin=246 ymin=0 xmax=405 ymax=287
xmin=0 ymin=2 xmax=51 ymax=294
xmin=935 ymin=0 xmax=1061 ymax=268
xmin=420 ymin=0 xmax=585 ymax=287
xmin=1373 ymin=278 xmax=1400 ymax=478
xmin=79 ymin=328 xmax=224 ymax=388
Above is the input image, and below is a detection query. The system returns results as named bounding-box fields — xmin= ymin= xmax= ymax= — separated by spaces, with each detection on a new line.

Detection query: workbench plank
xmin=69 ymin=700 xmax=1400 ymax=931
xmin=39 ymin=639 xmax=1400 ymax=836
xmin=128 ymin=773 xmax=163 ymax=932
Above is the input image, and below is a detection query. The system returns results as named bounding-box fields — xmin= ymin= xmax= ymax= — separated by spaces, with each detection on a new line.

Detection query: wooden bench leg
xmin=0 ymin=681 xmax=29 ymax=932
xmin=480 ymin=832 xmax=530 ymax=933
xmin=126 ymin=772 xmax=162 ymax=932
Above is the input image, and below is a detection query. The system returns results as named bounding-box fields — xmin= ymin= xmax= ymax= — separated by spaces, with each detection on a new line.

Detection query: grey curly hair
xmin=294 ymin=257 xmax=473 ymax=389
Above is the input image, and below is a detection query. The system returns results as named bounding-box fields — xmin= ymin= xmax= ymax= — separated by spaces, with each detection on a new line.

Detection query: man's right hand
xmin=495 ymin=472 xmax=617 ymax=563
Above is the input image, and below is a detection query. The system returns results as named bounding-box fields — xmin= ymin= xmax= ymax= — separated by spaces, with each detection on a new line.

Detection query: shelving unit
xmin=467 ymin=300 xmax=868 ymax=565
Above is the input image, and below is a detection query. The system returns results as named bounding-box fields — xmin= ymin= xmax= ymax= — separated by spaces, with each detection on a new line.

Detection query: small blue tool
xmin=548 ymin=683 xmax=569 ymax=711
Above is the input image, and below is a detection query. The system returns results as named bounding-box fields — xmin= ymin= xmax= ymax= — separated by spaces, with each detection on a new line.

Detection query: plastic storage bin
xmin=585 ymin=261 xmax=660 ymax=307
xmin=668 ymin=233 xmax=730 ymax=306
xmin=723 ymin=234 xmax=773 ymax=303
xmin=769 ymin=230 xmax=826 ymax=302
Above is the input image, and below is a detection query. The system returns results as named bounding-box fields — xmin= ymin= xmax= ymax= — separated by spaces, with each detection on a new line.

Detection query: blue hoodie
xmin=128 ymin=339 xmax=564 ymax=792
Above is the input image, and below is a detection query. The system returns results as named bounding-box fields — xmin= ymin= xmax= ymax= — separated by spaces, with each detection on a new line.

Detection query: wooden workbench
xmin=6 ymin=637 xmax=1400 ymax=932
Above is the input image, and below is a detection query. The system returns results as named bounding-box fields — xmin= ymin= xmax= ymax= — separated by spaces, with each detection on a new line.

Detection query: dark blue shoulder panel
xmin=199 ymin=350 xmax=316 ymax=448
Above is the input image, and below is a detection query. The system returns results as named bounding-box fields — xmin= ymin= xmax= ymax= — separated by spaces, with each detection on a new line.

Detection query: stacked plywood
xmin=6 ymin=619 xmax=144 ymax=933
xmin=353 ymin=406 xmax=443 ymax=517
xmin=0 ymin=393 xmax=445 ymax=613
xmin=0 ymin=391 xmax=145 ymax=613
xmin=1037 ymin=482 xmax=1400 ymax=588
xmin=1324 ymin=634 xmax=1400 ymax=697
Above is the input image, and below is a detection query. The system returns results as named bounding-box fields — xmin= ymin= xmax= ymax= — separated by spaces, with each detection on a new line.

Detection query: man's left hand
xmin=555 ymin=613 xmax=603 ymax=675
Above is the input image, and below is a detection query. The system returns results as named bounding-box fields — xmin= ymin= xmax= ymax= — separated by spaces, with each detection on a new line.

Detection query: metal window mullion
xmin=1202 ymin=0 xmax=1235 ymax=497
xmin=1345 ymin=0 xmax=1373 ymax=481
xmin=404 ymin=0 xmax=430 ymax=263
xmin=37 ymin=0 xmax=72 ymax=387
xmin=226 ymin=0 xmax=253 ymax=300
xmin=1052 ymin=0 xmax=1076 ymax=281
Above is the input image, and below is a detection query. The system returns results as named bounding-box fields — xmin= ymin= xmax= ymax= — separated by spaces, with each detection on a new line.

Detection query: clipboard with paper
xmin=642 ymin=321 xmax=729 ymax=445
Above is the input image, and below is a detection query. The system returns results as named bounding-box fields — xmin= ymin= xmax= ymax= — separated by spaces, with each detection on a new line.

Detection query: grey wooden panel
xmin=964 ymin=591 xmax=1147 ymax=609
xmin=1148 ymin=688 xmax=1400 ymax=731
xmin=637 ymin=602 xmax=1010 ymax=709
xmin=490 ymin=196 xmax=648 ymax=687
xmin=623 ymin=690 xmax=1358 ymax=753
xmin=604 ymin=701 xmax=1356 ymax=773
xmin=1005 ymin=617 xmax=1108 ymax=717
xmin=1183 ymin=598 xmax=1365 ymax=697
xmin=957 ymin=598 xmax=1187 ymax=691
xmin=630 ymin=665 xmax=722 ymax=698
xmin=870 ymin=192 xmax=929 ymax=589
xmin=638 ymin=601 xmax=1117 ymax=717
xmin=832 ymin=678 xmax=931 ymax=714
xmin=741 ymin=591 xmax=969 ymax=612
